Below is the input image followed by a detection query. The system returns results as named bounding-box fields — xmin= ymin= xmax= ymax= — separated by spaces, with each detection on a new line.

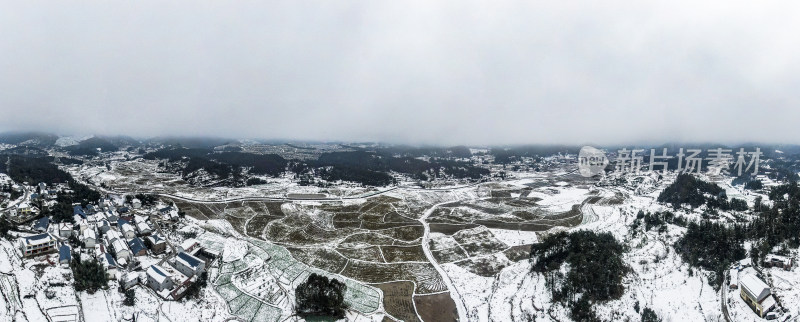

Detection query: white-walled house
xmin=58 ymin=222 xmax=74 ymax=238
xmin=119 ymin=221 xmax=136 ymax=239
xmin=174 ymin=252 xmax=205 ymax=277
xmin=136 ymin=221 xmax=152 ymax=236
xmin=146 ymin=265 xmax=174 ymax=292
xmin=105 ymin=229 xmax=123 ymax=244
xmin=110 ymin=239 xmax=130 ymax=263
xmin=82 ymin=228 xmax=96 ymax=248
xmin=121 ymin=272 xmax=140 ymax=290
xmin=20 ymin=233 xmax=56 ymax=257
xmin=178 ymin=239 xmax=198 ymax=254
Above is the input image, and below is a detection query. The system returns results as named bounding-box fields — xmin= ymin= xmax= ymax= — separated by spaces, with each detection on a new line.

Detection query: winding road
xmin=419 ymin=201 xmax=468 ymax=322
xmin=89 ymin=181 xmax=485 ymax=205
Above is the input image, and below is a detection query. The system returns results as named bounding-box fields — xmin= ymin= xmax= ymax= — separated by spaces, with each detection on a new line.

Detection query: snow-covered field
xmin=3 ymin=159 xmax=799 ymax=322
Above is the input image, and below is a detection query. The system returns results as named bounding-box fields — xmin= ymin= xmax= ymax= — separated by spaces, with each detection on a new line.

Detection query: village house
xmin=178 ymin=239 xmax=199 ymax=254
xmin=128 ymin=237 xmax=147 ymax=257
xmin=82 ymin=228 xmax=97 ymax=248
xmin=20 ymin=233 xmax=56 ymax=257
xmin=158 ymin=206 xmax=179 ymax=221
xmin=104 ymin=230 xmax=123 ymax=251
xmin=136 ymin=220 xmax=152 ymax=236
xmin=146 ymin=264 xmax=174 ymax=292
xmin=109 ymin=237 xmax=131 ymax=266
xmin=118 ymin=219 xmax=136 ymax=239
xmin=58 ymin=222 xmax=74 ymax=238
xmin=17 ymin=202 xmax=33 ymax=216
xmin=98 ymin=220 xmax=111 ymax=234
xmin=103 ymin=210 xmax=120 ymax=223
xmin=174 ymin=252 xmax=205 ymax=278
xmin=100 ymin=253 xmax=119 ymax=279
xmin=740 ymin=274 xmax=777 ymax=318
xmin=73 ymin=205 xmax=86 ymax=219
xmin=32 ymin=217 xmax=50 ymax=233
xmin=121 ymin=272 xmax=140 ymax=290
xmin=145 ymin=235 xmax=167 ymax=255
xmin=77 ymin=219 xmax=89 ymax=234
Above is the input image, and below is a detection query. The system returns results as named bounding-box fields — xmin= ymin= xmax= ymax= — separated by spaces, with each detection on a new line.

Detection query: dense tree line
xmin=143 ymin=146 xmax=488 ymax=187
xmin=295 ymin=273 xmax=348 ymax=318
xmin=145 ymin=137 xmax=235 ymax=149
xmin=71 ymin=256 xmax=108 ymax=293
xmin=765 ymin=158 xmax=800 ymax=183
xmin=530 ymin=231 xmax=628 ymax=321
xmin=749 ymin=183 xmax=800 ymax=250
xmin=657 ymin=174 xmax=724 ymax=208
xmin=0 ymin=132 xmax=58 ymax=147
xmin=704 ymin=196 xmax=748 ymax=212
xmin=143 ymin=148 xmax=286 ymax=183
xmin=0 ymin=218 xmax=13 ymax=238
xmin=58 ymin=157 xmax=84 ymax=166
xmin=211 ymin=152 xmax=286 ymax=177
xmin=674 ymin=220 xmax=746 ymax=288
xmin=133 ymin=194 xmax=158 ymax=207
xmin=376 ymin=145 xmax=473 ymax=159
xmin=64 ymin=137 xmax=120 ymax=156
xmin=4 ymin=155 xmax=73 ymax=184
xmin=317 ymin=166 xmax=395 ymax=187
xmin=744 ymin=179 xmax=764 ymax=190
xmin=630 ymin=210 xmax=688 ymax=234
xmin=0 ymin=146 xmax=50 ymax=157
xmin=657 ymin=174 xmax=747 ymax=211
xmin=309 ymin=151 xmax=488 ymax=185
xmin=245 ymin=178 xmax=267 ymax=186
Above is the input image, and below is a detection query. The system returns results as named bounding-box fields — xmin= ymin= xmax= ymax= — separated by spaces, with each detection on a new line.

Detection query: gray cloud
xmin=1 ymin=1 xmax=800 ymax=145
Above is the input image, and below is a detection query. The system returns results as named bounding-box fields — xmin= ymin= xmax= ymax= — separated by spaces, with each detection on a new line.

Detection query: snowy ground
xmin=5 ymin=161 xmax=800 ymax=321
xmin=434 ymin=173 xmax=787 ymax=322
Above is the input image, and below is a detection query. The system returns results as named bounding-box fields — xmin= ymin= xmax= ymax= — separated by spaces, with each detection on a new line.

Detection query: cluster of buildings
xmin=6 ymin=181 xmax=73 ymax=221
xmin=145 ymin=245 xmax=207 ymax=300
xmin=16 ymin=194 xmax=211 ymax=301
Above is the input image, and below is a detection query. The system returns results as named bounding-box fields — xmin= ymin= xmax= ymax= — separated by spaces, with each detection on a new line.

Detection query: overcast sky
xmin=1 ymin=1 xmax=799 ymax=145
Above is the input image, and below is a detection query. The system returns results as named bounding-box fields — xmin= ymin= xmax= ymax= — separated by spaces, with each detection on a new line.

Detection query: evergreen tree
xmin=295 ymin=273 xmax=348 ymax=318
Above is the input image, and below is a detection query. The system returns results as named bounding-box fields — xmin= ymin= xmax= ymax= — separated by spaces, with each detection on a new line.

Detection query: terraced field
xmin=211 ymin=236 xmax=382 ymax=322
xmin=185 ymin=184 xmax=600 ymax=321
